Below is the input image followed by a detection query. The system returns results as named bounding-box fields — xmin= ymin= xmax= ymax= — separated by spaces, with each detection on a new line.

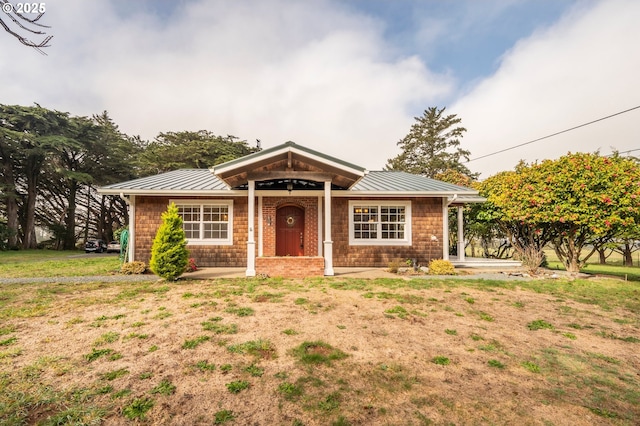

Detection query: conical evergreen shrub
xmin=149 ymin=203 xmax=189 ymax=281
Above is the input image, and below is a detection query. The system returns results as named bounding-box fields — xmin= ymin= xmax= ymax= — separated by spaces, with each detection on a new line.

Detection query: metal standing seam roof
xmin=99 ymin=169 xmax=228 ymax=192
xmin=98 ymin=168 xmax=481 ymax=197
xmin=351 ymin=171 xmax=477 ymax=193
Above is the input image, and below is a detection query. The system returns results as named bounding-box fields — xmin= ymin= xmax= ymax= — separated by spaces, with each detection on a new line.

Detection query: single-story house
xmin=98 ymin=141 xmax=484 ymax=277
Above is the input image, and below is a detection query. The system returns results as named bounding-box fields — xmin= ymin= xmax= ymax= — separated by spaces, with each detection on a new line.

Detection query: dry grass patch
xmin=0 ymin=275 xmax=638 ymax=425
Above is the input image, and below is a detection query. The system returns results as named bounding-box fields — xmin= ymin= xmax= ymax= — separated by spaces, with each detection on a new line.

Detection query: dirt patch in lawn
xmin=1 ymin=277 xmax=639 ymax=425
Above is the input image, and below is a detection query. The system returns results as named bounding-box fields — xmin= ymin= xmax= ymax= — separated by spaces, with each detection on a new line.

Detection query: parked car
xmin=107 ymin=241 xmax=121 ymax=253
xmin=85 ymin=239 xmax=107 ymax=253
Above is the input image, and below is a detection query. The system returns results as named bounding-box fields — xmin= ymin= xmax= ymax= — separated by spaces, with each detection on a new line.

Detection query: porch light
xmin=287 ymin=182 xmax=293 ymax=193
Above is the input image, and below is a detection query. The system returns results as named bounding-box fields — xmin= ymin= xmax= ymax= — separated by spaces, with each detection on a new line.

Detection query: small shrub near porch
xmin=428 ymin=259 xmax=456 ymax=275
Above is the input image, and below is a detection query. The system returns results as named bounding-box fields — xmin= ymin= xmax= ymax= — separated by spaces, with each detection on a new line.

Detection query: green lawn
xmin=0 ymin=250 xmax=121 ymax=278
xmin=547 ymin=261 xmax=640 ymax=281
xmin=543 ymin=249 xmax=640 ymax=281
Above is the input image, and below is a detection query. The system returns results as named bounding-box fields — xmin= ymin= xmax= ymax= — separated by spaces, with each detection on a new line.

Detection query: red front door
xmin=276 ymin=205 xmax=305 ymax=256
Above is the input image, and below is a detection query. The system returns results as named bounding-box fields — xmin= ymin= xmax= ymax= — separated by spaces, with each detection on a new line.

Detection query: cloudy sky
xmin=1 ymin=0 xmax=638 ymax=178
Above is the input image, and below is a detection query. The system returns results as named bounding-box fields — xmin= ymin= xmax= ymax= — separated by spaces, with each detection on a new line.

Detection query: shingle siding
xmin=133 ymin=195 xmax=444 ymax=269
xmin=134 ymin=196 xmax=248 ymax=267
xmin=331 ymin=197 xmax=443 ymax=267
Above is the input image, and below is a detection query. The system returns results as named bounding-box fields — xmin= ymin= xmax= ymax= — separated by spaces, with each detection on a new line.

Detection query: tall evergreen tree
xmin=135 ymin=131 xmax=258 ymax=176
xmin=0 ymin=104 xmax=65 ymax=248
xmin=386 ymin=107 xmax=474 ymax=179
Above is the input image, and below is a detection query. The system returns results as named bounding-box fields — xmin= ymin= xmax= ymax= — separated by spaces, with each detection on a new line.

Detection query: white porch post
xmin=258 ymin=196 xmax=263 ymax=257
xmin=442 ymin=198 xmax=449 ymax=260
xmin=128 ymin=195 xmax=135 ymax=262
xmin=246 ymin=180 xmax=256 ymax=276
xmin=457 ymin=206 xmax=465 ymax=262
xmin=323 ymin=180 xmax=334 ymax=276
xmin=317 ymin=196 xmax=323 ymax=256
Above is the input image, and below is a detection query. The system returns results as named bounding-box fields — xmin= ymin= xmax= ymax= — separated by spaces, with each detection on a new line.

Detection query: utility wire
xmin=467 ymin=105 xmax=640 ymax=162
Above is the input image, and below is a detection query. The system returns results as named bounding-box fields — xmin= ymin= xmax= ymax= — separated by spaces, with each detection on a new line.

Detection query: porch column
xmin=323 ymin=180 xmax=334 ymax=276
xmin=317 ymin=196 xmax=323 ymax=256
xmin=457 ymin=206 xmax=465 ymax=262
xmin=258 ymin=196 xmax=263 ymax=257
xmin=442 ymin=198 xmax=449 ymax=260
xmin=246 ymin=180 xmax=256 ymax=276
xmin=128 ymin=195 xmax=135 ymax=262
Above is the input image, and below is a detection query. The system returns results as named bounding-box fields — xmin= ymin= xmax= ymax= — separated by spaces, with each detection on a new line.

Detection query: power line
xmin=466 ymin=105 xmax=640 ymax=162
xmin=614 ymin=148 xmax=640 ymax=156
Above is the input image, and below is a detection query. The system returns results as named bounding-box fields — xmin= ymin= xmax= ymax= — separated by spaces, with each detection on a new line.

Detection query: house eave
xmin=97 ymin=188 xmax=246 ymax=197
xmin=98 ymin=187 xmax=485 ymax=203
xmin=212 ymin=142 xmax=366 ymax=177
xmin=336 ymin=191 xmax=484 ymax=200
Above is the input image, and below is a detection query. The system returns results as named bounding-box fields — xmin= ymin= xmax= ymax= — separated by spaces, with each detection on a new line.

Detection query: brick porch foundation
xmin=256 ymin=256 xmax=325 ymax=278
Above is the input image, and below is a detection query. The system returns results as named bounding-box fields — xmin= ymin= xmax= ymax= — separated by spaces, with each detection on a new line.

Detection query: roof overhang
xmin=211 ymin=141 xmax=366 ymax=189
xmin=97 ymin=188 xmax=247 ymax=197
xmin=447 ymin=195 xmax=486 ymax=206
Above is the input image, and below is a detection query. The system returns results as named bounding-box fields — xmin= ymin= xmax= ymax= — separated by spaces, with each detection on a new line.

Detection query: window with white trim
xmin=348 ymin=200 xmax=411 ymax=245
xmin=171 ymin=200 xmax=233 ymax=245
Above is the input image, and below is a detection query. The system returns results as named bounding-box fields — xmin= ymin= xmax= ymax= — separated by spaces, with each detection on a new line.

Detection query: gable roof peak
xmin=211 ymin=141 xmax=366 ymax=188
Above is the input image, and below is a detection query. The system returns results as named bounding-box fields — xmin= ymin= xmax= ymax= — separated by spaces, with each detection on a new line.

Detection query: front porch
xmin=180 ymin=262 xmax=522 ymax=280
xmin=450 ymin=256 xmax=522 ymax=268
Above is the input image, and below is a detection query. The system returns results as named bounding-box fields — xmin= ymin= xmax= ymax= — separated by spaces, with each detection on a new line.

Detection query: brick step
xmin=256 ymin=256 xmax=325 ymax=278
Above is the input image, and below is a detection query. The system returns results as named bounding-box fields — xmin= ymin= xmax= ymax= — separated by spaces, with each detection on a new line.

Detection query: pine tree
xmin=149 ymin=203 xmax=189 ymax=280
xmin=386 ymin=106 xmax=475 ymax=179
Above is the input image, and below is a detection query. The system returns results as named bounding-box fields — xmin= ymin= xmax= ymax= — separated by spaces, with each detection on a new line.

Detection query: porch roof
xmin=211 ymin=141 xmax=366 ymax=189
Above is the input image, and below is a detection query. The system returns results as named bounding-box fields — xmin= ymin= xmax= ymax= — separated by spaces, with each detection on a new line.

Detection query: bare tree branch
xmin=0 ymin=0 xmax=52 ymax=54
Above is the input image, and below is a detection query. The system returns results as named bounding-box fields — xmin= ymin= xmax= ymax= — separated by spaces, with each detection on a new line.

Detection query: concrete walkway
xmin=1 ymin=266 xmax=535 ymax=285
xmin=181 ymin=266 xmax=535 ymax=281
xmin=182 ymin=267 xmax=400 ymax=280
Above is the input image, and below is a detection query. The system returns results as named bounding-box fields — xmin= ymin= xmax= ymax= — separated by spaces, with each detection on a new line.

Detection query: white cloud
xmin=0 ymin=0 xmax=453 ymax=169
xmin=6 ymin=0 xmax=631 ymax=178
xmin=454 ymin=0 xmax=640 ymax=178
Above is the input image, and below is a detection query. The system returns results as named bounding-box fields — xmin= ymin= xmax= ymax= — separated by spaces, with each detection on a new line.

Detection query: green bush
xmin=120 ymin=261 xmax=147 ymax=275
xmin=428 ymin=259 xmax=455 ymax=275
xmin=149 ymin=203 xmax=189 ymax=281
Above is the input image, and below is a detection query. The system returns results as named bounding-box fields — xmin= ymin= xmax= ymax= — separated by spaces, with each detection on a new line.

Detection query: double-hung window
xmin=348 ymin=200 xmax=411 ymax=245
xmin=171 ymin=200 xmax=233 ymax=245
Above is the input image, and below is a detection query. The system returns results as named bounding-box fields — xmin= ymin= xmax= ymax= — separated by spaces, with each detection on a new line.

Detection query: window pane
xmin=183 ymin=222 xmax=200 ymax=239
xmin=204 ymin=223 xmax=228 ymax=239
xmin=178 ymin=205 xmax=200 ymax=222
xmin=177 ymin=203 xmax=230 ymax=241
xmin=354 ymin=223 xmax=378 ymax=239
xmin=354 ymin=206 xmax=378 ymax=223
xmin=352 ymin=203 xmax=406 ymax=242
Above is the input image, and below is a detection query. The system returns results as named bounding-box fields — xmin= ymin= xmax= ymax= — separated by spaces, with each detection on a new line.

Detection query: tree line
xmin=0 ymin=103 xmax=258 ymax=250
